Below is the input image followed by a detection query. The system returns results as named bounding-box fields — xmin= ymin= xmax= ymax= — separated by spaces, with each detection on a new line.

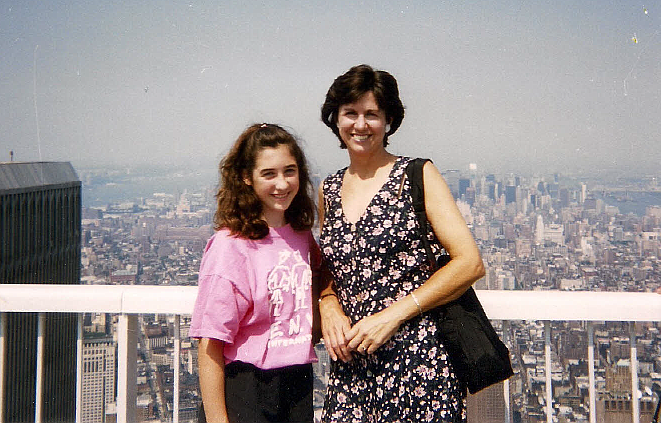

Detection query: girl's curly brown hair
xmin=214 ymin=123 xmax=315 ymax=239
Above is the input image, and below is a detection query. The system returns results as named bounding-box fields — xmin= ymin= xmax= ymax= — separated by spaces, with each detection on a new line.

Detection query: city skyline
xmin=75 ymin=161 xmax=660 ymax=217
xmin=1 ymin=0 xmax=660 ymax=175
xmin=71 ymin=156 xmax=661 ymax=422
xmin=1 ymin=156 xmax=658 ymax=421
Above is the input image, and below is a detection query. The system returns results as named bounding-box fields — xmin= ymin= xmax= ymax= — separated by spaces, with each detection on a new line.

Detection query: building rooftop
xmin=0 ymin=161 xmax=80 ymax=193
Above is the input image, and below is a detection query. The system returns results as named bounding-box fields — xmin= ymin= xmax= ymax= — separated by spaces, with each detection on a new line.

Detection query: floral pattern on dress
xmin=320 ymin=157 xmax=466 ymax=423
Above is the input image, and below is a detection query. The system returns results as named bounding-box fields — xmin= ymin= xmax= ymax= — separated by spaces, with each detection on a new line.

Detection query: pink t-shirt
xmin=190 ymin=225 xmax=319 ymax=370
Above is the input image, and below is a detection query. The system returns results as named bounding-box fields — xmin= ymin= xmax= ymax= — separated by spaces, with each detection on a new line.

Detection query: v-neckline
xmin=339 ymin=157 xmax=403 ymax=226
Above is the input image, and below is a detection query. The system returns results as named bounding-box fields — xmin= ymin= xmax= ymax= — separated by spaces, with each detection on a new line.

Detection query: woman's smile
xmin=337 ymin=92 xmax=388 ymax=155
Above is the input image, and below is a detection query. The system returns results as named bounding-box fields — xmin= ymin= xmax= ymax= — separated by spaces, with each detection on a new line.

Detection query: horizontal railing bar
xmin=0 ymin=285 xmax=197 ymax=314
xmin=0 ymin=285 xmax=659 ymax=322
xmin=478 ymin=290 xmax=661 ymax=322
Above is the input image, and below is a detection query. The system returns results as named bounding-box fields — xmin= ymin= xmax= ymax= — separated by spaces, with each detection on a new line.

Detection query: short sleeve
xmin=189 ymin=273 xmax=251 ymax=343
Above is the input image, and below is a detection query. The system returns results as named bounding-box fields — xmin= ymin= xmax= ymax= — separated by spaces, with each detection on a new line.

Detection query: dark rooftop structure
xmin=0 ymin=161 xmax=80 ymax=193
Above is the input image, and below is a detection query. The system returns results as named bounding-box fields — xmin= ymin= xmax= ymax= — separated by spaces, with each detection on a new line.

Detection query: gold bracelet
xmin=318 ymin=293 xmax=337 ymax=304
xmin=411 ymin=292 xmax=423 ymax=316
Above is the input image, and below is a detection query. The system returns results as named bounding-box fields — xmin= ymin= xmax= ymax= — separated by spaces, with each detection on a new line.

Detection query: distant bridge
xmin=591 ymin=187 xmax=661 ymax=194
xmin=105 ymin=204 xmax=145 ymax=214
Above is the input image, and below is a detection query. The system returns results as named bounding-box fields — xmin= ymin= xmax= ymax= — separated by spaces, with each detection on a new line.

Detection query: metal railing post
xmin=502 ymin=320 xmax=511 ymax=423
xmin=587 ymin=322 xmax=596 ymax=423
xmin=35 ymin=313 xmax=45 ymax=423
xmin=545 ymin=321 xmax=552 ymax=423
xmin=0 ymin=313 xmax=6 ymax=423
xmin=117 ymin=314 xmax=137 ymax=423
xmin=76 ymin=314 xmax=83 ymax=423
xmin=630 ymin=322 xmax=639 ymax=423
xmin=173 ymin=315 xmax=181 ymax=423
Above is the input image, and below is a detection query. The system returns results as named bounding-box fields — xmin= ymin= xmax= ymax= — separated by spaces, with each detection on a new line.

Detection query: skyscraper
xmin=458 ymin=178 xmax=471 ymax=198
xmin=505 ymin=185 xmax=517 ymax=204
xmin=82 ymin=336 xmax=116 ymax=423
xmin=0 ymin=162 xmax=81 ymax=423
xmin=442 ymin=169 xmax=461 ymax=199
xmin=467 ymin=382 xmax=508 ymax=423
xmin=535 ymin=215 xmax=545 ymax=245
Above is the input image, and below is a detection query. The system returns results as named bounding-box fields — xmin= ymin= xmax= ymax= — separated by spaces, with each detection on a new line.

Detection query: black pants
xmin=199 ymin=361 xmax=313 ymax=423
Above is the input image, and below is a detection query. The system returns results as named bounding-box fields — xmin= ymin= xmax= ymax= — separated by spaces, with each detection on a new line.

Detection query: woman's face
xmin=337 ymin=91 xmax=388 ymax=155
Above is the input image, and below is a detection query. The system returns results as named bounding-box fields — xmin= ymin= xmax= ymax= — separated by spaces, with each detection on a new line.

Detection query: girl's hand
xmin=319 ymin=296 xmax=353 ymax=362
xmin=345 ymin=309 xmax=403 ymax=355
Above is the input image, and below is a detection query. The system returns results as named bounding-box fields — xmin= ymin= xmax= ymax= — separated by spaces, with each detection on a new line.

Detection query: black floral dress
xmin=319 ymin=157 xmax=466 ymax=423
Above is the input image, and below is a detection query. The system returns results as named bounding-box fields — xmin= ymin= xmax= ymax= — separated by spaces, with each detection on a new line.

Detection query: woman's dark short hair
xmin=321 ymin=64 xmax=405 ymax=148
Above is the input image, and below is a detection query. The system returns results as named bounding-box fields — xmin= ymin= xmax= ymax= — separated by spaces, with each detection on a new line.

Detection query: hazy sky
xmin=1 ymin=0 xmax=659 ymax=176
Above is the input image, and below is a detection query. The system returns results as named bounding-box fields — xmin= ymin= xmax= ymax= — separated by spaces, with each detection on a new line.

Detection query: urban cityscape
xmin=2 ymin=0 xmax=659 ymax=422
xmin=2 ymin=161 xmax=660 ymax=423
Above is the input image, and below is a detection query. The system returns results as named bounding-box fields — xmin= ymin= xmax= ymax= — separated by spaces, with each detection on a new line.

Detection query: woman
xmin=317 ymin=65 xmax=485 ymax=422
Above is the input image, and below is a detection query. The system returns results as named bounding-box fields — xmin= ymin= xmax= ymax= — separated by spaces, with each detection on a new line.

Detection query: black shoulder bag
xmin=406 ymin=158 xmax=514 ymax=394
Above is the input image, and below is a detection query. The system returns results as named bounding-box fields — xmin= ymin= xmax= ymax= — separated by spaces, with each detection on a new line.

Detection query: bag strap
xmin=405 ymin=158 xmax=439 ymax=272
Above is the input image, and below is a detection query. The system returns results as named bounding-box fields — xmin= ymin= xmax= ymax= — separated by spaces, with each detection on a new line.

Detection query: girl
xmin=190 ymin=123 xmax=320 ymax=423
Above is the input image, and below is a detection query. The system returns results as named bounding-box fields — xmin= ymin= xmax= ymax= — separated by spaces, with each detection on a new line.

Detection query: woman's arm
xmin=316 ymin=182 xmax=354 ymax=362
xmin=412 ymin=160 xmax=486 ymax=306
xmin=198 ymin=338 xmax=230 ymax=423
xmin=346 ymin=161 xmax=485 ymax=354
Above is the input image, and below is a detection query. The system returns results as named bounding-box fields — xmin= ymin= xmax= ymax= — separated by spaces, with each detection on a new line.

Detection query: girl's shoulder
xmin=202 ymin=229 xmax=249 ymax=260
xmin=207 ymin=226 xmax=310 ymax=252
xmin=205 ymin=227 xmax=243 ymax=248
xmin=199 ymin=229 xmax=256 ymax=278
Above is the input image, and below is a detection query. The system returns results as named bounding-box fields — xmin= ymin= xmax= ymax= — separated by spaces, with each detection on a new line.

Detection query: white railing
xmin=1 ymin=285 xmax=660 ymax=423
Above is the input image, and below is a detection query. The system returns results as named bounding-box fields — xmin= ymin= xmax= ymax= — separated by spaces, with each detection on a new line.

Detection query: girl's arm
xmin=198 ymin=338 xmax=230 ymax=423
xmin=316 ymin=182 xmax=353 ymax=363
xmin=346 ymin=161 xmax=485 ymax=354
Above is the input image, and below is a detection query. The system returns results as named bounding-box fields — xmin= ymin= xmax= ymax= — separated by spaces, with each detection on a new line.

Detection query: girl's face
xmin=244 ymin=144 xmax=300 ymax=227
xmin=337 ymin=91 xmax=388 ymax=156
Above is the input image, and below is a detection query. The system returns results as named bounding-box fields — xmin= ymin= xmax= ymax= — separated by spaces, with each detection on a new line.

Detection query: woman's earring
xmin=385 ymin=123 xmax=391 ymax=133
